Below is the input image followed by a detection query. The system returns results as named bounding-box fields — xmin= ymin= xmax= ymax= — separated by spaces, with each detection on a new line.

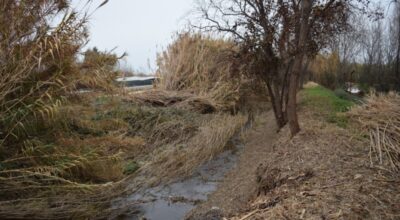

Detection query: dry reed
xmin=143 ymin=113 xmax=248 ymax=183
xmin=130 ymin=89 xmax=218 ymax=114
xmin=0 ymin=1 xmax=131 ymax=219
xmin=1 ymin=7 xmax=252 ymax=219
xmin=156 ymin=33 xmax=245 ymax=112
xmin=348 ymin=92 xmax=400 ymax=171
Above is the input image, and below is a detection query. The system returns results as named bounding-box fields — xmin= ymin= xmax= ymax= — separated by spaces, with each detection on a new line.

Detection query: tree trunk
xmin=299 ymin=57 xmax=310 ymax=89
xmin=287 ymin=59 xmax=302 ymax=136
xmin=287 ymin=0 xmax=312 ymax=136
xmin=266 ymin=81 xmax=287 ymax=129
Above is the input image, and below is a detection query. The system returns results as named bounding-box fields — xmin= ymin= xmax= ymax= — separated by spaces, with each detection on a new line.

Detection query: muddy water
xmin=123 ymin=141 xmax=243 ymax=220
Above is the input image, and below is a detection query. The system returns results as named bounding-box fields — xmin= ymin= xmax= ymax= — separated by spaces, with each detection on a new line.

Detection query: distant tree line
xmin=308 ymin=2 xmax=400 ymax=92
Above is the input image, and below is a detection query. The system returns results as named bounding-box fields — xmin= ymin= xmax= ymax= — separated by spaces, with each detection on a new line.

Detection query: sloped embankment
xmin=189 ymin=84 xmax=400 ymax=220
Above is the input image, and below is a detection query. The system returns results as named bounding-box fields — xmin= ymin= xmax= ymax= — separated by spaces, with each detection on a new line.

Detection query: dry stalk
xmin=348 ymin=92 xmax=400 ymax=171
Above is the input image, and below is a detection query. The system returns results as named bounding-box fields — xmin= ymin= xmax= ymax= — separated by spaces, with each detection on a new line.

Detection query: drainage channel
xmin=121 ymin=140 xmax=244 ymax=220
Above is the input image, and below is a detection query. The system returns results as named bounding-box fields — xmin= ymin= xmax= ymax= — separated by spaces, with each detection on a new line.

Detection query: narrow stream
xmin=121 ymin=140 xmax=243 ymax=220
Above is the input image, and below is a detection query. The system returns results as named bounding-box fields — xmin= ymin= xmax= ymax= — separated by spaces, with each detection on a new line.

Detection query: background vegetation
xmin=308 ymin=3 xmax=400 ymax=92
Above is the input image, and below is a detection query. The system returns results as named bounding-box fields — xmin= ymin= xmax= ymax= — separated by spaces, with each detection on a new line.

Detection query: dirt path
xmin=187 ymin=105 xmax=400 ymax=220
xmin=186 ymin=111 xmax=277 ymax=219
xmin=217 ymin=109 xmax=400 ymax=220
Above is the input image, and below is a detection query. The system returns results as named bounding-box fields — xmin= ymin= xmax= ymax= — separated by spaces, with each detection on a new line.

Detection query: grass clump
xmin=124 ymin=161 xmax=140 ymax=175
xmin=334 ymin=88 xmax=362 ymax=103
xmin=301 ymin=84 xmax=354 ymax=128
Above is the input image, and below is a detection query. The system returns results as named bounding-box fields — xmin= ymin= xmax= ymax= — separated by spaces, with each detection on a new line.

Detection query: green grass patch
xmin=124 ymin=160 xmax=140 ymax=175
xmin=301 ymin=85 xmax=355 ymax=128
xmin=334 ymin=88 xmax=362 ymax=103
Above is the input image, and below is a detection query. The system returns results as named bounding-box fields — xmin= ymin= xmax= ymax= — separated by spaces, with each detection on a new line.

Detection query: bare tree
xmin=392 ymin=2 xmax=400 ymax=89
xmin=357 ymin=8 xmax=395 ymax=91
xmin=328 ymin=14 xmax=365 ymax=85
xmin=197 ymin=0 xmax=370 ymax=136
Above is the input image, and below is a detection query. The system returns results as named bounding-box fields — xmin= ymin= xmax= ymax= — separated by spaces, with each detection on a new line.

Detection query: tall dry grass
xmin=0 ymin=6 xmax=84 ymax=148
xmin=0 ymin=6 xmax=253 ymax=219
xmin=78 ymin=47 xmax=122 ymax=91
xmin=0 ymin=2 xmax=119 ymax=149
xmin=0 ymin=1 xmax=130 ymax=219
xmin=349 ymin=92 xmax=400 ymax=171
xmin=156 ymin=33 xmax=245 ymax=111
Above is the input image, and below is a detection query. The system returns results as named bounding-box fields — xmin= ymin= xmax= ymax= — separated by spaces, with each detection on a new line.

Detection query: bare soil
xmin=186 ymin=108 xmax=400 ymax=220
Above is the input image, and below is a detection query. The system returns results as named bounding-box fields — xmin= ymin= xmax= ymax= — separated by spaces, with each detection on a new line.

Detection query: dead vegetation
xmin=155 ymin=33 xmax=247 ymax=112
xmin=255 ymin=164 xmax=314 ymax=197
xmin=0 ymin=2 xmax=269 ymax=219
xmin=228 ymin=86 xmax=400 ymax=220
xmin=230 ymin=113 xmax=400 ymax=220
xmin=1 ymin=87 xmax=248 ymax=219
xmin=129 ymin=89 xmax=217 ymax=114
xmin=348 ymin=92 xmax=400 ymax=171
xmin=0 ymin=1 xmax=133 ymax=218
xmin=1 ymin=1 xmax=246 ymax=218
xmin=0 ymin=29 xmax=250 ymax=217
xmin=143 ymin=113 xmax=247 ymax=183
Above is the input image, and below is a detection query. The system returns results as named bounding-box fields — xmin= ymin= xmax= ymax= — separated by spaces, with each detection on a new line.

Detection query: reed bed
xmin=0 ymin=178 xmax=128 ymax=219
xmin=0 ymin=98 xmax=143 ymax=219
xmin=156 ymin=33 xmax=245 ymax=112
xmin=1 ymin=7 xmax=252 ymax=218
xmin=348 ymin=92 xmax=400 ymax=171
xmin=0 ymin=1 xmax=131 ymax=218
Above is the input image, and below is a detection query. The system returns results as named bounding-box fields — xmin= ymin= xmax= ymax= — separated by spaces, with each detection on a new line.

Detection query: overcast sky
xmin=73 ymin=0 xmax=194 ymax=73
xmin=73 ymin=0 xmax=392 ymax=74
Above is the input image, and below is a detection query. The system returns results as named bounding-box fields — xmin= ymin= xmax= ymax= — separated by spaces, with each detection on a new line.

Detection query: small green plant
xmin=334 ymin=88 xmax=362 ymax=103
xmin=124 ymin=161 xmax=139 ymax=175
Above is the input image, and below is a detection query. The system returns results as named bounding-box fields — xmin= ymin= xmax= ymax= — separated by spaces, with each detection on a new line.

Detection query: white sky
xmin=73 ymin=0 xmax=391 ymax=74
xmin=73 ymin=0 xmax=195 ymax=73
